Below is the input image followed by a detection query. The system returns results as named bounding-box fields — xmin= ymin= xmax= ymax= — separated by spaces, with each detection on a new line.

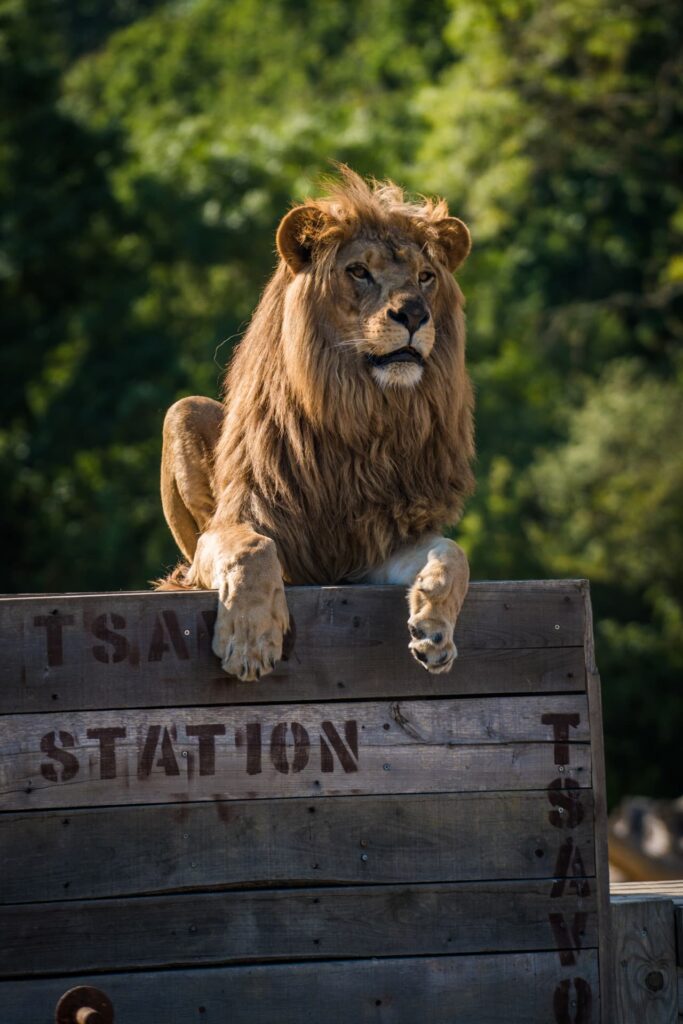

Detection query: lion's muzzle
xmin=366 ymin=346 xmax=425 ymax=369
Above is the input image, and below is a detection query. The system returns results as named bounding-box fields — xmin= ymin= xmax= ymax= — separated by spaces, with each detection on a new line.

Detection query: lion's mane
xmin=210 ymin=170 xmax=475 ymax=584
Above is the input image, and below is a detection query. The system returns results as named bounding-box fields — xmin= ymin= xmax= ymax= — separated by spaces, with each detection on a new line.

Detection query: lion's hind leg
xmin=160 ymin=396 xmax=224 ymax=567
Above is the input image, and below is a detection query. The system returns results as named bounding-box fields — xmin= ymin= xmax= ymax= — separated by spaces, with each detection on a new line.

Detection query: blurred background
xmin=1 ymin=0 xmax=681 ymax=872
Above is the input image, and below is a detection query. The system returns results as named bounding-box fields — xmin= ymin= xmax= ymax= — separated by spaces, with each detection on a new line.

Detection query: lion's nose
xmin=387 ymin=300 xmax=430 ymax=337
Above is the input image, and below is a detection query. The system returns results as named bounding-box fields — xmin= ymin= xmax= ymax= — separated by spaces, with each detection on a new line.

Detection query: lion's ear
xmin=276 ymin=205 xmax=326 ymax=273
xmin=433 ymin=217 xmax=471 ymax=272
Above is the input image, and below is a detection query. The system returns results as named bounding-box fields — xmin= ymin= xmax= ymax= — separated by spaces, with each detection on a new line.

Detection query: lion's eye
xmin=347 ymin=264 xmax=372 ymax=282
xmin=419 ymin=270 xmax=435 ymax=285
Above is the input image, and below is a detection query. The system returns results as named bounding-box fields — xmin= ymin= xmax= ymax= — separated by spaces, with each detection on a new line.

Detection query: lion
xmin=159 ymin=167 xmax=475 ymax=682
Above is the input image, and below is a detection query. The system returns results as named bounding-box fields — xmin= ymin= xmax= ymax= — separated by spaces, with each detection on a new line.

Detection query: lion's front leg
xmin=367 ymin=535 xmax=469 ymax=674
xmin=407 ymin=538 xmax=469 ymax=673
xmin=189 ymin=524 xmax=289 ymax=681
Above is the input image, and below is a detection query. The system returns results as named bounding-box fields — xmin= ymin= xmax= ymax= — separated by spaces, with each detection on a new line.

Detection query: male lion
xmin=160 ymin=168 xmax=474 ymax=681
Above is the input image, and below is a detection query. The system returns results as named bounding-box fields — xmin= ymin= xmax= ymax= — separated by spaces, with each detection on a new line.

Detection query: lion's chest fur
xmin=246 ymin=426 xmax=458 ymax=585
xmin=215 ymin=272 xmax=474 ymax=586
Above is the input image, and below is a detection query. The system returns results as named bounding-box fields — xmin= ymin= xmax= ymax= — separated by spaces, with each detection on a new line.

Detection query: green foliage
xmin=530 ymin=362 xmax=683 ymax=801
xmin=2 ymin=0 xmax=681 ymax=802
xmin=420 ymin=0 xmax=683 ymax=803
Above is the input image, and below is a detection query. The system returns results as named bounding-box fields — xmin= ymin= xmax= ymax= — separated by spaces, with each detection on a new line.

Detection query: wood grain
xmin=0 ymin=951 xmax=600 ymax=1024
xmin=584 ymin=584 xmax=614 ymax=1024
xmin=0 ymin=696 xmax=591 ymax=810
xmin=0 ymin=582 xmax=586 ymax=714
xmin=610 ymin=897 xmax=678 ymax=1024
xmin=0 ymin=880 xmax=598 ymax=976
xmin=0 ymin=789 xmax=597 ymax=903
xmin=0 ymin=579 xmax=606 ymax=1021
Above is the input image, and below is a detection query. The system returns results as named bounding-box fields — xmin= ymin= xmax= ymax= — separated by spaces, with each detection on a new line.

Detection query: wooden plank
xmin=0 ymin=789 xmax=597 ymax=903
xmin=0 ymin=951 xmax=600 ymax=1024
xmin=611 ymin=881 xmax=683 ymax=899
xmin=610 ymin=897 xmax=678 ymax=1024
xmin=0 ymin=697 xmax=592 ymax=810
xmin=0 ymin=581 xmax=586 ymax=714
xmin=0 ymin=643 xmax=587 ymax=714
xmin=583 ymin=584 xmax=613 ymax=1024
xmin=0 ymin=880 xmax=598 ymax=977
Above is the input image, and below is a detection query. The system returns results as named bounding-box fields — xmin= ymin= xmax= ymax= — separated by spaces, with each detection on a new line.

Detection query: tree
xmin=417 ymin=0 xmax=683 ymax=801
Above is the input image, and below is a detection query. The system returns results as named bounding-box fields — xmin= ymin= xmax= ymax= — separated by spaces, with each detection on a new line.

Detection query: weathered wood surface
xmin=609 ymin=882 xmax=683 ymax=1022
xmin=1 ymin=880 xmax=598 ymax=976
xmin=0 ymin=695 xmax=591 ymax=810
xmin=0 ymin=580 xmax=605 ymax=1024
xmin=1 ymin=789 xmax=597 ymax=903
xmin=0 ymin=643 xmax=588 ymax=714
xmin=610 ymin=896 xmax=678 ymax=1024
xmin=611 ymin=881 xmax=683 ymax=898
xmin=584 ymin=584 xmax=613 ymax=1023
xmin=0 ymin=951 xmax=600 ymax=1024
xmin=0 ymin=582 xmax=587 ymax=713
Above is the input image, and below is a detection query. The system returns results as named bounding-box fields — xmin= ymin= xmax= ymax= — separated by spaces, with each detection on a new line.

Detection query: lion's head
xmin=275 ymin=168 xmax=471 ymax=393
xmin=216 ymin=167 xmax=474 ymax=584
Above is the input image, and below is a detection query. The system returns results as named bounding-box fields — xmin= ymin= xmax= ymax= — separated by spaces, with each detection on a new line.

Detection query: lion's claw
xmin=407 ymin=615 xmax=457 ymax=674
xmin=212 ymin=585 xmax=289 ymax=682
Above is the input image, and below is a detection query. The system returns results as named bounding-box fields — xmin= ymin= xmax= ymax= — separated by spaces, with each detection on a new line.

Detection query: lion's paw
xmin=407 ymin=559 xmax=461 ymax=674
xmin=408 ymin=614 xmax=457 ymax=674
xmin=212 ymin=585 xmax=289 ymax=682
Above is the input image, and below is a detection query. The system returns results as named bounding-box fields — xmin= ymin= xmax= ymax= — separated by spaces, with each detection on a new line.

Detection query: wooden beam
xmin=1 ymin=880 xmax=598 ymax=976
xmin=0 ymin=582 xmax=586 ymax=713
xmin=1 ymin=951 xmax=600 ymax=1024
xmin=0 ymin=695 xmax=592 ymax=810
xmin=610 ymin=896 xmax=678 ymax=1023
xmin=1 ymin=789 xmax=597 ymax=903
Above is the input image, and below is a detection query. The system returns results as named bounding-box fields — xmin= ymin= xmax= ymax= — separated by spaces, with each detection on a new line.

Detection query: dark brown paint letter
xmin=186 ymin=724 xmax=226 ymax=776
xmin=40 ymin=730 xmax=79 ymax=782
xmin=34 ymin=614 xmax=75 ymax=667
xmin=270 ymin=722 xmax=310 ymax=774
xmin=547 ymin=777 xmax=584 ymax=828
xmin=87 ymin=727 xmax=127 ymax=779
xmin=138 ymin=725 xmax=180 ymax=776
xmin=550 ymin=838 xmax=591 ymax=898
xmin=91 ymin=613 xmax=129 ymax=664
xmin=320 ymin=721 xmax=359 ymax=773
xmin=542 ymin=713 xmax=581 ymax=766
xmin=553 ymin=977 xmax=592 ymax=1024
xmin=147 ymin=611 xmax=190 ymax=662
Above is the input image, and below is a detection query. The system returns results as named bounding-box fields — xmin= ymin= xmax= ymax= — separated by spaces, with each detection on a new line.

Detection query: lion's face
xmin=276 ymin=179 xmax=470 ymax=395
xmin=333 ymin=236 xmax=438 ymax=389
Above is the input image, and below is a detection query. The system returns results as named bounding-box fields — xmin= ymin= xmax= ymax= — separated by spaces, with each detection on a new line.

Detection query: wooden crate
xmin=610 ymin=881 xmax=683 ymax=1023
xmin=0 ymin=580 xmax=610 ymax=1023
